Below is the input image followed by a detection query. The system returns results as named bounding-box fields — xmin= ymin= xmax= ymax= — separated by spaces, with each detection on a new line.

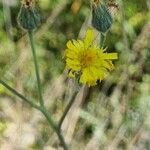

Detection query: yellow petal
xmin=100 ymin=60 xmax=114 ymax=70
xmin=68 ymin=70 xmax=75 ymax=78
xmin=66 ymin=40 xmax=76 ymax=50
xmin=72 ymin=40 xmax=83 ymax=51
xmin=77 ymin=40 xmax=84 ymax=50
xmin=80 ymin=68 xmax=97 ymax=86
xmin=84 ymin=29 xmax=94 ymax=48
xmin=102 ymin=53 xmax=118 ymax=60
xmin=65 ymin=50 xmax=78 ymax=59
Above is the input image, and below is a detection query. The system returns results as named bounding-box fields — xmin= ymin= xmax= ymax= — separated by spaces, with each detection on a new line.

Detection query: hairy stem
xmin=0 ymin=79 xmax=68 ymax=149
xmin=28 ymin=31 xmax=68 ymax=149
xmin=28 ymin=31 xmax=44 ymax=107
xmin=0 ymin=80 xmax=40 ymax=110
xmin=40 ymin=107 xmax=68 ymax=150
xmin=58 ymin=90 xmax=78 ymax=129
xmin=41 ymin=109 xmax=68 ymax=150
xmin=100 ymin=33 xmax=106 ymax=47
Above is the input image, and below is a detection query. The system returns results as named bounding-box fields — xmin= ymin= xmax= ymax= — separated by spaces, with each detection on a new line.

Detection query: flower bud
xmin=17 ymin=0 xmax=41 ymax=30
xmin=92 ymin=0 xmax=113 ymax=33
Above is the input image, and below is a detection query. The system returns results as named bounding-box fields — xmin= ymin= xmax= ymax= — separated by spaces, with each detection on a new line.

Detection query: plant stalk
xmin=58 ymin=90 xmax=78 ymax=129
xmin=0 ymin=79 xmax=68 ymax=149
xmin=28 ymin=31 xmax=44 ymax=107
xmin=0 ymin=79 xmax=40 ymax=110
xmin=28 ymin=31 xmax=68 ymax=149
xmin=40 ymin=107 xmax=68 ymax=150
xmin=100 ymin=33 xmax=106 ymax=47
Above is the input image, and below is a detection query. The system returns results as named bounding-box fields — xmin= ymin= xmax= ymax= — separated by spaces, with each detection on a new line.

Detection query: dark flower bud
xmin=17 ymin=0 xmax=41 ymax=30
xmin=92 ymin=0 xmax=113 ymax=33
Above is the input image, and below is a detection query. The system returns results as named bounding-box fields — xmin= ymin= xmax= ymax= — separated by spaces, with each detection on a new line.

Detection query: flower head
xmin=64 ymin=29 xmax=118 ymax=86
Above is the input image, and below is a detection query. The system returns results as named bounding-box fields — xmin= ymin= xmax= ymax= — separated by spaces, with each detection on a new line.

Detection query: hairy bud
xmin=17 ymin=0 xmax=41 ymax=30
xmin=92 ymin=0 xmax=113 ymax=33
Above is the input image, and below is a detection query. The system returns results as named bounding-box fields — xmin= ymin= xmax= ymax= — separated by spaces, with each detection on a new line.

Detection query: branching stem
xmin=28 ymin=30 xmax=68 ymax=150
xmin=0 ymin=31 xmax=69 ymax=150
xmin=39 ymin=107 xmax=68 ymax=150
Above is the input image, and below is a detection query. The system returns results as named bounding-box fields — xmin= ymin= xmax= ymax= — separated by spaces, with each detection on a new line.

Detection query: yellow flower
xmin=64 ymin=29 xmax=118 ymax=86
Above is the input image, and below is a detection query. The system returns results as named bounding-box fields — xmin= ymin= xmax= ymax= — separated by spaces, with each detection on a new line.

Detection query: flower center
xmin=80 ymin=51 xmax=96 ymax=68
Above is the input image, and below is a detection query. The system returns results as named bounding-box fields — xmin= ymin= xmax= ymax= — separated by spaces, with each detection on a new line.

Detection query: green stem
xmin=58 ymin=90 xmax=78 ymax=129
xmin=28 ymin=31 xmax=44 ymax=107
xmin=0 ymin=79 xmax=68 ymax=149
xmin=40 ymin=107 xmax=68 ymax=150
xmin=100 ymin=33 xmax=106 ymax=47
xmin=28 ymin=31 xmax=68 ymax=149
xmin=0 ymin=80 xmax=40 ymax=110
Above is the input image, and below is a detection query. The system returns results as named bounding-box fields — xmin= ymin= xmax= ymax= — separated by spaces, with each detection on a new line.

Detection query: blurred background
xmin=0 ymin=0 xmax=150 ymax=149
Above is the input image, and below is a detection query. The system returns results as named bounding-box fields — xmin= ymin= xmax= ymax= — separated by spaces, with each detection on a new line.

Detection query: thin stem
xmin=28 ymin=31 xmax=68 ymax=149
xmin=100 ymin=33 xmax=106 ymax=47
xmin=0 ymin=79 xmax=40 ymax=110
xmin=58 ymin=90 xmax=78 ymax=129
xmin=28 ymin=31 xmax=44 ymax=107
xmin=40 ymin=107 xmax=68 ymax=150
xmin=0 ymin=79 xmax=68 ymax=149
